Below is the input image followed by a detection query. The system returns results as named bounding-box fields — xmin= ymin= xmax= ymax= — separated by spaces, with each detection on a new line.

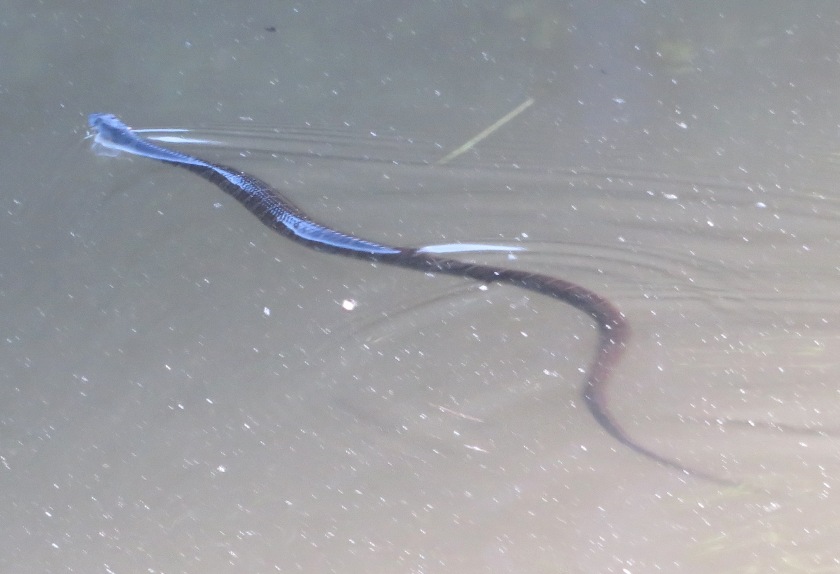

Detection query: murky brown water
xmin=3 ymin=1 xmax=840 ymax=572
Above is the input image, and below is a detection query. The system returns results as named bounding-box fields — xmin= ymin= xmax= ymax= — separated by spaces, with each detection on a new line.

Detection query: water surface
xmin=3 ymin=1 xmax=840 ymax=572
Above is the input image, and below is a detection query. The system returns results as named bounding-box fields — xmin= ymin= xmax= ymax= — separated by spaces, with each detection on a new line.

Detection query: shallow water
xmin=3 ymin=1 xmax=840 ymax=572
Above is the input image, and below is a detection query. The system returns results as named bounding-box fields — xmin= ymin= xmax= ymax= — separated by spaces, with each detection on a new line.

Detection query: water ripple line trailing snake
xmin=88 ymin=113 xmax=729 ymax=484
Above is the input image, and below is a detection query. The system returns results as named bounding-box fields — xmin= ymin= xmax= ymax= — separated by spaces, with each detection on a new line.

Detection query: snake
xmin=88 ymin=112 xmax=727 ymax=483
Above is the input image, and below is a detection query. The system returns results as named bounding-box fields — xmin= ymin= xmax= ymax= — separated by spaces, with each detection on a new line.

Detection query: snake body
xmin=89 ymin=113 xmax=724 ymax=482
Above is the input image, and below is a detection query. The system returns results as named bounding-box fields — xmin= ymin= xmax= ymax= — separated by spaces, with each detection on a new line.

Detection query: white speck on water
xmin=263 ymin=306 xmax=270 ymax=317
